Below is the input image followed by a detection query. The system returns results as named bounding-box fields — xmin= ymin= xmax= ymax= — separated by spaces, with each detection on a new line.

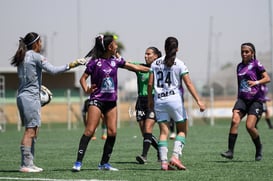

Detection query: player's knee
xmin=231 ymin=116 xmax=240 ymax=126
xmin=84 ymin=129 xmax=95 ymax=137
xmin=245 ymin=123 xmax=255 ymax=132
xmin=107 ymin=129 xmax=116 ymax=136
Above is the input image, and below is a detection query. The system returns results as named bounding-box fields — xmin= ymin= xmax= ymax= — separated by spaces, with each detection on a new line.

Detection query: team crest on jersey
xmin=111 ymin=61 xmax=116 ymax=67
xmin=248 ymin=64 xmax=253 ymax=70
xmin=257 ymin=61 xmax=262 ymax=67
xmin=97 ymin=61 xmax=102 ymax=67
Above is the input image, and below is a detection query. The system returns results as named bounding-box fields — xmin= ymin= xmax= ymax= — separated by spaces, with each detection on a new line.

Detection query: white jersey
xmin=150 ymin=56 xmax=189 ymax=122
xmin=150 ymin=56 xmax=188 ymax=104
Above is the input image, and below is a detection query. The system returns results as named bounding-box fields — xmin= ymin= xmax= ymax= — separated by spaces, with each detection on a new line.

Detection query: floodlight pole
xmin=207 ymin=16 xmax=215 ymax=126
xmin=206 ymin=16 xmax=213 ymax=87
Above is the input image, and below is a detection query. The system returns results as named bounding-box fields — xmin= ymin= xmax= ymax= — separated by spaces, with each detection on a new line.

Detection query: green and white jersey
xmin=132 ymin=62 xmax=152 ymax=97
xmin=150 ymin=56 xmax=188 ymax=104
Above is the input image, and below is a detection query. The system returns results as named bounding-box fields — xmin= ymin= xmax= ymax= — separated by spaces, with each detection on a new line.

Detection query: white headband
xmin=242 ymin=45 xmax=254 ymax=52
xmin=27 ymin=35 xmax=40 ymax=46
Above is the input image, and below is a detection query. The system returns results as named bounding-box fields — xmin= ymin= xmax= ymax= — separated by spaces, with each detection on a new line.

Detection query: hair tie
xmin=19 ymin=37 xmax=25 ymax=44
xmin=19 ymin=37 xmax=27 ymax=48
xmin=113 ymin=35 xmax=118 ymax=40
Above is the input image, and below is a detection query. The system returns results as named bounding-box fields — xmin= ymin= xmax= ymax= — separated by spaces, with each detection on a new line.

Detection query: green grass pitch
xmin=0 ymin=119 xmax=272 ymax=181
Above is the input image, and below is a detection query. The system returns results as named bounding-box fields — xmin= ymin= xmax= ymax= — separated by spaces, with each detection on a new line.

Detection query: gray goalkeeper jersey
xmin=16 ymin=50 xmax=68 ymax=127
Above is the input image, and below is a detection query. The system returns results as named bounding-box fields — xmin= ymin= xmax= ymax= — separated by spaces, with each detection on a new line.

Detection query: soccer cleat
xmin=72 ymin=161 xmax=82 ymax=172
xmin=98 ymin=163 xmax=118 ymax=171
xmin=169 ymin=133 xmax=176 ymax=140
xmin=169 ymin=156 xmax=186 ymax=170
xmin=19 ymin=165 xmax=43 ymax=173
xmin=161 ymin=162 xmax=175 ymax=171
xmin=255 ymin=145 xmax=262 ymax=161
xmin=221 ymin=150 xmax=234 ymax=159
xmin=136 ymin=155 xmax=147 ymax=164
xmin=91 ymin=136 xmax=97 ymax=140
xmin=101 ymin=135 xmax=107 ymax=140
xmin=32 ymin=165 xmax=43 ymax=172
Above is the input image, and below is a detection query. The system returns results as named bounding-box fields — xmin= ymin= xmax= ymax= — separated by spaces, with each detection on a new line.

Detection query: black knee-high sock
xmin=228 ymin=133 xmax=238 ymax=152
xmin=76 ymin=134 xmax=91 ymax=162
xmin=100 ymin=136 xmax=116 ymax=165
xmin=252 ymin=136 xmax=262 ymax=151
xmin=142 ymin=133 xmax=152 ymax=157
xmin=151 ymin=134 xmax=159 ymax=151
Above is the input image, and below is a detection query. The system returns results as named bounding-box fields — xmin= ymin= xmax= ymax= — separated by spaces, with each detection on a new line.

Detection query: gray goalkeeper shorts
xmin=17 ymin=94 xmax=41 ymax=128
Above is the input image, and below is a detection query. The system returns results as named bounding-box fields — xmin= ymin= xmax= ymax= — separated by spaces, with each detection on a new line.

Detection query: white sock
xmin=159 ymin=146 xmax=168 ymax=162
xmin=173 ymin=140 xmax=184 ymax=158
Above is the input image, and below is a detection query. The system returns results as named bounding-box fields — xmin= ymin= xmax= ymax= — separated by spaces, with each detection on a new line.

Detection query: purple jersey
xmin=237 ymin=59 xmax=266 ymax=101
xmin=85 ymin=57 xmax=126 ymax=102
xmin=260 ymin=84 xmax=270 ymax=102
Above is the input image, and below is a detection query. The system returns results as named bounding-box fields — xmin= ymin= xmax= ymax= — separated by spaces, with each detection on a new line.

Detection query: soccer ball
xmin=40 ymin=85 xmax=53 ymax=107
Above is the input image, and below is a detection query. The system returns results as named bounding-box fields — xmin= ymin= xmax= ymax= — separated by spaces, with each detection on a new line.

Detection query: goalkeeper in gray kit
xmin=10 ymin=32 xmax=86 ymax=173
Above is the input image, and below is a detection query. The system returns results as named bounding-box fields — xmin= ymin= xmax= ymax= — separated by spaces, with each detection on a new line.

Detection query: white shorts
xmin=154 ymin=99 xmax=187 ymax=123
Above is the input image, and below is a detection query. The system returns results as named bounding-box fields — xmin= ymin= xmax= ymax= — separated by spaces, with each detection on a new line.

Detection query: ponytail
xmin=164 ymin=37 xmax=178 ymax=67
xmin=11 ymin=32 xmax=40 ymax=67
xmin=85 ymin=34 xmax=115 ymax=59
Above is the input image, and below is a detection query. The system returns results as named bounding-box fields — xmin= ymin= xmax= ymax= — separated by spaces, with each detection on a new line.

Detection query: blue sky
xmin=0 ymin=0 xmax=271 ymax=86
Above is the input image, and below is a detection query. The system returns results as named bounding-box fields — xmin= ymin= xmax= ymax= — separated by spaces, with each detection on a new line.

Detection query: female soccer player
xmin=11 ymin=32 xmax=86 ymax=172
xmin=221 ymin=43 xmax=270 ymax=161
xmin=134 ymin=47 xmax=162 ymax=164
xmin=148 ymin=37 xmax=205 ymax=170
xmin=72 ymin=34 xmax=149 ymax=171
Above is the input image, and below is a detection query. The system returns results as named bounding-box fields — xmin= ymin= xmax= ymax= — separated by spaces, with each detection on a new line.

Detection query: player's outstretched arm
xmin=68 ymin=58 xmax=87 ymax=69
xmin=123 ymin=62 xmax=150 ymax=72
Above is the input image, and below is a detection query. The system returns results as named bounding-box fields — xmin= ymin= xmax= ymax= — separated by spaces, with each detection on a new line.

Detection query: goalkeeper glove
xmin=68 ymin=58 xmax=87 ymax=69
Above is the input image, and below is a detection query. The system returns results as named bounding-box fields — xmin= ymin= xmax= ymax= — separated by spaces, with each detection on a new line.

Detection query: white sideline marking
xmin=0 ymin=178 xmax=125 ymax=181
